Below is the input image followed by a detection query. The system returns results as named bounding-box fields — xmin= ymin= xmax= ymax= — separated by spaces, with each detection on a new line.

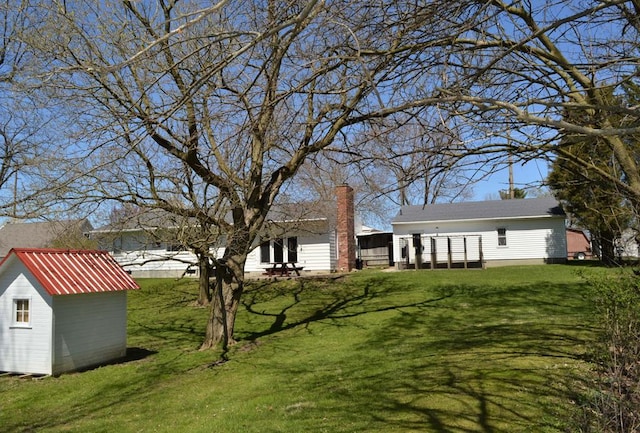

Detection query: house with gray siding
xmin=391 ymin=197 xmax=567 ymax=269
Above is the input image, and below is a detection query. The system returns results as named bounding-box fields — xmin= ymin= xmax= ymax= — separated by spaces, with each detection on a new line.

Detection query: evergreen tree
xmin=548 ymin=89 xmax=638 ymax=265
xmin=499 ymin=188 xmax=527 ymax=200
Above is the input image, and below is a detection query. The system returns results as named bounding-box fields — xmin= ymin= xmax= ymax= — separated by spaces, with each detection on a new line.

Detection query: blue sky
xmin=472 ymin=158 xmax=550 ymax=201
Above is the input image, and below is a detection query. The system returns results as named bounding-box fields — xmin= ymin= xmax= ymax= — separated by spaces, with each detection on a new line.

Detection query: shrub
xmin=580 ymin=271 xmax=640 ymax=432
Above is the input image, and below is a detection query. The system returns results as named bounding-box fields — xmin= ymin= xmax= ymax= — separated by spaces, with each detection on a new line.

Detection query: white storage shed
xmin=0 ymin=248 xmax=139 ymax=376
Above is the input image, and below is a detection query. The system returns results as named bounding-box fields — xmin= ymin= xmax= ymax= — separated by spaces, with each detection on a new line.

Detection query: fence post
xmin=463 ymin=236 xmax=468 ymax=269
xmin=413 ymin=233 xmax=422 ymax=270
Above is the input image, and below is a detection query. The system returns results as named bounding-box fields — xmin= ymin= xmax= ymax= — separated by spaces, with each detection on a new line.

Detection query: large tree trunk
xmin=197 ymin=253 xmax=212 ymax=306
xmin=597 ymin=231 xmax=618 ymax=266
xmin=200 ymin=254 xmax=246 ymax=351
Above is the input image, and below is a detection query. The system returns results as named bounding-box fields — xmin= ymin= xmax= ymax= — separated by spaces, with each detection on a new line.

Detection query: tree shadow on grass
xmin=356 ymin=310 xmax=591 ymax=431
xmin=238 ymin=275 xmax=454 ymax=342
xmin=240 ymin=273 xmax=596 ymax=432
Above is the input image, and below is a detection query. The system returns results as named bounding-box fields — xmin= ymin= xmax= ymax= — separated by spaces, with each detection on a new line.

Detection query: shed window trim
xmin=12 ymin=297 xmax=31 ymax=328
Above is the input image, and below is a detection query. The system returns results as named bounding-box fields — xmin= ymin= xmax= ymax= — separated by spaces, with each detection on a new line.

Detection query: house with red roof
xmin=0 ymin=248 xmax=139 ymax=376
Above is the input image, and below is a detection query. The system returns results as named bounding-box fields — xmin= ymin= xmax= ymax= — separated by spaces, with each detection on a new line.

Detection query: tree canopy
xmin=2 ymin=0 xmax=640 ymax=348
xmin=548 ymin=87 xmax=640 ymax=264
xmin=17 ymin=0 xmax=468 ymax=348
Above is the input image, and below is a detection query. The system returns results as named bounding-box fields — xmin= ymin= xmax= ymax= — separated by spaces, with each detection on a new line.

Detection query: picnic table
xmin=263 ymin=262 xmax=304 ymax=277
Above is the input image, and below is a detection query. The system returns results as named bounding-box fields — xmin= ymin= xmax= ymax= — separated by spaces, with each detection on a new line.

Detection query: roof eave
xmin=391 ymin=214 xmax=565 ymax=225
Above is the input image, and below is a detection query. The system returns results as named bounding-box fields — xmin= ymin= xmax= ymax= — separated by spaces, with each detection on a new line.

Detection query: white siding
xmin=108 ymin=222 xmax=338 ymax=276
xmin=296 ymin=232 xmax=333 ymax=271
xmin=244 ymin=231 xmax=334 ymax=273
xmin=52 ymin=291 xmax=127 ymax=375
xmin=112 ymin=248 xmax=198 ymax=278
xmin=329 ymin=230 xmax=337 ymax=271
xmin=616 ymin=230 xmax=640 ymax=258
xmin=0 ymin=258 xmax=54 ymax=375
xmin=393 ymin=216 xmax=567 ymax=266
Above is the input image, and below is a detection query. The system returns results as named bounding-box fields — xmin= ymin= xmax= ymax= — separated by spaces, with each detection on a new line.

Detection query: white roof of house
xmin=392 ymin=197 xmax=565 ymax=225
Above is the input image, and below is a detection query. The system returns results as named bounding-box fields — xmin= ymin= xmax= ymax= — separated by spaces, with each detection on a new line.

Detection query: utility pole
xmin=12 ymin=170 xmax=17 ymax=220
xmin=508 ymin=152 xmax=515 ymax=200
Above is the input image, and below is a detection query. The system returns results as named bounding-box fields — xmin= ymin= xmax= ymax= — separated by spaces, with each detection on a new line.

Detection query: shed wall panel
xmin=52 ymin=291 xmax=127 ymax=375
xmin=0 ymin=259 xmax=53 ymax=375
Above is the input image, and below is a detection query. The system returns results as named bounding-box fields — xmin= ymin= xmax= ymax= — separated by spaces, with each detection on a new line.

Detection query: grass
xmin=0 ymin=265 xmax=602 ymax=432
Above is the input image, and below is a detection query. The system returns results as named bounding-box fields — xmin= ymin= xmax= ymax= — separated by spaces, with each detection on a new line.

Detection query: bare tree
xmin=348 ymin=115 xmax=479 ymax=207
xmin=0 ymin=1 xmax=48 ymax=216
xmin=26 ymin=0 xmax=637 ymax=353
xmin=25 ymin=0 xmax=463 ymax=350
xmin=429 ymin=1 xmax=640 ymax=208
xmin=97 ymin=203 xmax=220 ymax=306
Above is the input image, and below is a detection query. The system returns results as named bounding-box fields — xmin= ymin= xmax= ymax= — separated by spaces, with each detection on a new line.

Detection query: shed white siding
xmin=0 ymin=258 xmax=54 ymax=375
xmin=52 ymin=291 xmax=127 ymax=375
xmin=0 ymin=249 xmax=138 ymax=376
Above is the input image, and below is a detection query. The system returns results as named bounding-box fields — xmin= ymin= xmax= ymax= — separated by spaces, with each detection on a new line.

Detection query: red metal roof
xmin=1 ymin=248 xmax=140 ymax=296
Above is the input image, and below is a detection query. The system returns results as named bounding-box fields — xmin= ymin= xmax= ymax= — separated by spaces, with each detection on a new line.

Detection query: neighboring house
xmin=391 ymin=197 xmax=567 ymax=269
xmin=89 ymin=210 xmax=201 ymax=279
xmin=0 ymin=219 xmax=94 ymax=260
xmin=91 ymin=185 xmax=358 ymax=278
xmin=615 ymin=228 xmax=640 ymax=260
xmin=566 ymin=228 xmax=592 ymax=260
xmin=0 ymin=248 xmax=140 ymax=376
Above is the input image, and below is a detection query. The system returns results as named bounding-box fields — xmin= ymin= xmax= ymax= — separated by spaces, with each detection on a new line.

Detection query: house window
xmin=497 ymin=228 xmax=507 ymax=246
xmin=13 ymin=298 xmax=30 ymax=326
xmin=260 ymin=240 xmax=271 ymax=263
xmin=273 ymin=238 xmax=284 ymax=263
xmin=287 ymin=237 xmax=298 ymax=263
xmin=412 ymin=233 xmax=423 ymax=254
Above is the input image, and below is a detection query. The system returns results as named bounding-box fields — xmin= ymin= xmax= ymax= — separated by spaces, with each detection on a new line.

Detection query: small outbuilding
xmin=392 ymin=197 xmax=567 ymax=269
xmin=0 ymin=248 xmax=140 ymax=376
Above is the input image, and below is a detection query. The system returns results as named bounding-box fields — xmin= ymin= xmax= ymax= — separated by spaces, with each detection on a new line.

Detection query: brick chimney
xmin=336 ymin=183 xmax=356 ymax=272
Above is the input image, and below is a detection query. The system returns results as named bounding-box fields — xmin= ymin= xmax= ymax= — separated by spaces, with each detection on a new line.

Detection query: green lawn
xmin=1 ymin=265 xmax=601 ymax=432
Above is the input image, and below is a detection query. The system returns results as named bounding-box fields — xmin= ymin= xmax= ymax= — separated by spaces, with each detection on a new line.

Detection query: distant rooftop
xmin=92 ymin=202 xmax=334 ymax=233
xmin=392 ymin=197 xmax=565 ymax=224
xmin=0 ymin=220 xmax=93 ymax=259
